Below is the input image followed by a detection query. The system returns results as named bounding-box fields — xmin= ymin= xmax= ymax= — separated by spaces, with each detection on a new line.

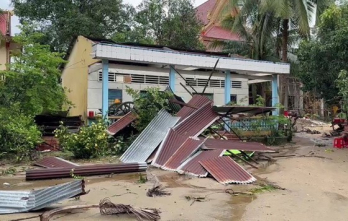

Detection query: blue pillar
xmin=224 ymin=70 xmax=232 ymax=132
xmin=272 ymin=74 xmax=279 ymax=116
xmin=102 ymin=59 xmax=109 ymax=118
xmin=169 ymin=66 xmax=176 ymax=92
xmin=224 ymin=70 xmax=231 ymax=104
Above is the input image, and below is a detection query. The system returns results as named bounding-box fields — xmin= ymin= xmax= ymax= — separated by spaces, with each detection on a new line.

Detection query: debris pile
xmin=119 ymin=95 xmax=276 ymax=184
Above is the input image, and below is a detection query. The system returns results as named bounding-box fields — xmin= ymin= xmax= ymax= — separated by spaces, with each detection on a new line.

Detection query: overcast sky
xmin=0 ymin=0 xmax=207 ymax=35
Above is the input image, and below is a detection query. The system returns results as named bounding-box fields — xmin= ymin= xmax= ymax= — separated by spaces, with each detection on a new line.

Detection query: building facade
xmin=62 ymin=36 xmax=289 ymax=121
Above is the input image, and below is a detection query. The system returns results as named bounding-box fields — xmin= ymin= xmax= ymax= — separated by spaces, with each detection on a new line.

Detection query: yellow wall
xmin=61 ymin=36 xmax=99 ymax=120
xmin=0 ymin=41 xmax=8 ymax=70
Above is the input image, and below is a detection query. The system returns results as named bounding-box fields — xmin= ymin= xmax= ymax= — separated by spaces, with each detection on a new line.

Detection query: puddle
xmin=229 ymin=195 xmax=257 ymax=221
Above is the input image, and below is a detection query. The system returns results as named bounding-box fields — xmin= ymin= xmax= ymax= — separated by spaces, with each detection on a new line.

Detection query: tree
xmin=0 ymin=25 xmax=69 ymax=115
xmin=116 ymin=0 xmax=203 ymax=50
xmin=297 ymin=4 xmax=348 ymax=105
xmin=12 ymin=0 xmax=135 ymax=52
xmin=215 ymin=3 xmax=281 ymax=61
xmin=0 ymin=24 xmax=69 ymax=160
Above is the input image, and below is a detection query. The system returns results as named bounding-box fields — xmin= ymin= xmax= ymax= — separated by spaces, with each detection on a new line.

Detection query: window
xmin=108 ymin=89 xmax=122 ymax=107
xmin=231 ymin=81 xmax=242 ymax=88
xmin=98 ymin=72 xmax=169 ymax=85
xmin=230 ymin=95 xmax=237 ymax=104
xmin=193 ymin=93 xmax=214 ymax=101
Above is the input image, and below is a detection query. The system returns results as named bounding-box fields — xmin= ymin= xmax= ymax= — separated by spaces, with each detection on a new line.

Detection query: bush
xmin=126 ymin=87 xmax=173 ymax=131
xmin=55 ymin=120 xmax=109 ymax=159
xmin=0 ymin=110 xmax=42 ymax=161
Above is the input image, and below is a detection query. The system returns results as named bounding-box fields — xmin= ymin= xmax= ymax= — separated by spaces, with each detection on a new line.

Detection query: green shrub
xmin=55 ymin=120 xmax=109 ymax=159
xmin=126 ymin=87 xmax=173 ymax=131
xmin=0 ymin=110 xmax=42 ymax=162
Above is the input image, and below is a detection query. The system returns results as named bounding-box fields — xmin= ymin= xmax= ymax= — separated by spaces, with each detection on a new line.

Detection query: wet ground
xmin=1 ymin=122 xmax=348 ymax=220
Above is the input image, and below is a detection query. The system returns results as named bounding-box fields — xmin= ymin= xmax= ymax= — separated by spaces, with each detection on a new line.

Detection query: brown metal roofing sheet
xmin=212 ymin=106 xmax=275 ymax=115
xmin=34 ymin=157 xmax=79 ymax=169
xmin=174 ymin=101 xmax=219 ymax=137
xmin=161 ymin=138 xmax=205 ymax=171
xmin=107 ymin=112 xmax=137 ymax=136
xmin=203 ymin=139 xmax=275 ymax=152
xmin=26 ymin=163 xmax=147 ymax=180
xmin=177 ymin=149 xmax=225 ymax=177
xmin=199 ymin=157 xmax=256 ymax=184
xmin=151 ymin=128 xmax=188 ymax=168
xmin=176 ymin=95 xmax=211 ymax=121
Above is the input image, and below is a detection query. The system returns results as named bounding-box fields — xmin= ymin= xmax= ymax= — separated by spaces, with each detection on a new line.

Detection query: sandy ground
xmin=2 ymin=122 xmax=348 ymax=221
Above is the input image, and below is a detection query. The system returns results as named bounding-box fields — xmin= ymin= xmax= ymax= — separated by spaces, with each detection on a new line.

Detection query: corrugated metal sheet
xmin=34 ymin=157 xmax=79 ymax=168
xmin=120 ymin=109 xmax=180 ymax=163
xmin=174 ymin=101 xmax=219 ymax=137
xmin=107 ymin=112 xmax=137 ymax=136
xmin=203 ymin=139 xmax=275 ymax=152
xmin=161 ymin=138 xmax=205 ymax=171
xmin=0 ymin=180 xmax=85 ymax=214
xmin=146 ymin=148 xmax=158 ymax=164
xmin=176 ymin=95 xmax=211 ymax=121
xmin=26 ymin=163 xmax=147 ymax=180
xmin=212 ymin=106 xmax=275 ymax=115
xmin=199 ymin=157 xmax=256 ymax=185
xmin=176 ymin=149 xmax=225 ymax=177
xmin=151 ymin=129 xmax=188 ymax=168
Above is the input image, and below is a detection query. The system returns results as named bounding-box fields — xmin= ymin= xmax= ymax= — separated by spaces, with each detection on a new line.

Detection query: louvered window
xmin=98 ymin=72 xmax=168 ymax=85
xmin=232 ymin=81 xmax=242 ymax=88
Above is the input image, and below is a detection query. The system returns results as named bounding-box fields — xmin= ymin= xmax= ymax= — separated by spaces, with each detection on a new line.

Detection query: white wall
xmin=87 ymin=64 xmax=249 ymax=112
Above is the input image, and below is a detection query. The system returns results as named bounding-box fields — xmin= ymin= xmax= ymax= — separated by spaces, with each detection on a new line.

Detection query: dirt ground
xmin=2 ymin=122 xmax=348 ymax=221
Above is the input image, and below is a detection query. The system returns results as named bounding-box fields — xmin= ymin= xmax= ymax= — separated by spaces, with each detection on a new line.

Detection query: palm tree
xmin=221 ymin=0 xmax=331 ymax=62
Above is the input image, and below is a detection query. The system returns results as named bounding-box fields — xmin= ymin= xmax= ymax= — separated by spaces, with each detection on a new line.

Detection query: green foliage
xmin=0 ymin=109 xmax=42 ymax=161
xmin=12 ymin=0 xmax=134 ymax=52
xmin=336 ymin=70 xmax=348 ymax=113
xmin=0 ymin=24 xmax=69 ymax=115
xmin=55 ymin=120 xmax=109 ymax=159
xmin=297 ymin=4 xmax=348 ymax=105
xmin=126 ymin=87 xmax=173 ymax=131
xmin=255 ymin=95 xmax=266 ymax=107
xmin=0 ymin=24 xmax=69 ymax=161
xmin=113 ymin=0 xmax=204 ymax=50
xmin=1 ymin=167 xmax=17 ymax=175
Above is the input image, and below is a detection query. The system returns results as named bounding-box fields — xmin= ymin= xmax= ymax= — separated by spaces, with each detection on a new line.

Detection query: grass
xmin=251 ymin=183 xmax=277 ymax=194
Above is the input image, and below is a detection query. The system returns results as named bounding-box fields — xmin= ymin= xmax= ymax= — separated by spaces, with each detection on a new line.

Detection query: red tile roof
xmin=151 ymin=129 xmax=189 ymax=168
xmin=196 ymin=0 xmax=217 ymax=25
xmin=200 ymin=157 xmax=256 ymax=184
xmin=202 ymin=25 xmax=241 ymax=41
xmin=177 ymin=149 xmax=225 ymax=177
xmin=162 ymin=138 xmax=205 ymax=171
xmin=203 ymin=139 xmax=275 ymax=152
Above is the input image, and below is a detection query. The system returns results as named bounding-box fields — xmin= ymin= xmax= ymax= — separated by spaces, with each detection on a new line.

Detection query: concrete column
xmin=169 ymin=66 xmax=176 ymax=92
xmin=102 ymin=59 xmax=109 ymax=118
xmin=272 ymin=74 xmax=279 ymax=116
xmin=224 ymin=70 xmax=231 ymax=104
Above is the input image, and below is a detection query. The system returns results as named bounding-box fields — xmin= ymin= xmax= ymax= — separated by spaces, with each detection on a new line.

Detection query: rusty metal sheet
xmin=161 ymin=138 xmax=205 ymax=171
xmin=176 ymin=95 xmax=211 ymax=121
xmin=26 ymin=163 xmax=147 ymax=180
xmin=212 ymin=106 xmax=275 ymax=116
xmin=151 ymin=129 xmax=188 ymax=168
xmin=203 ymin=139 xmax=275 ymax=152
xmin=174 ymin=101 xmax=219 ymax=137
xmin=176 ymin=149 xmax=225 ymax=177
xmin=0 ymin=180 xmax=86 ymax=214
xmin=120 ymin=109 xmax=180 ymax=163
xmin=199 ymin=157 xmax=256 ymax=184
xmin=107 ymin=112 xmax=137 ymax=136
xmin=34 ymin=157 xmax=79 ymax=169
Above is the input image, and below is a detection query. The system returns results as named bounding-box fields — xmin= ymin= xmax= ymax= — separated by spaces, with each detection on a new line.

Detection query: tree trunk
xmin=281 ymin=19 xmax=289 ymax=62
xmin=280 ymin=19 xmax=289 ymax=112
